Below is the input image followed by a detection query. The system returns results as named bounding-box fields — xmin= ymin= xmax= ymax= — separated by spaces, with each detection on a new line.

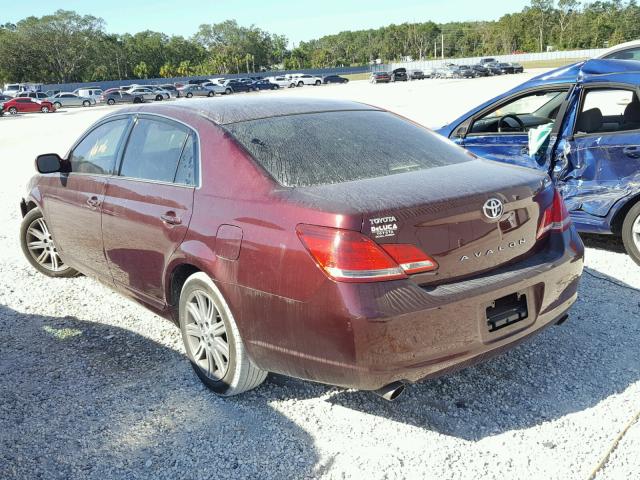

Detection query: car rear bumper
xmin=244 ymin=228 xmax=584 ymax=390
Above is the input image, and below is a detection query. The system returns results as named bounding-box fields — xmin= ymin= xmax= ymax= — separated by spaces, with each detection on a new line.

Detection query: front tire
xmin=82 ymin=100 xmax=90 ymax=107
xmin=179 ymin=272 xmax=267 ymax=396
xmin=225 ymin=88 xmax=232 ymax=95
xmin=20 ymin=209 xmax=77 ymax=278
xmin=315 ymin=80 xmax=321 ymax=86
xmin=53 ymin=102 xmax=62 ymax=109
xmin=107 ymin=98 xmax=116 ymax=105
xmin=186 ymin=92 xmax=193 ymax=98
xmin=155 ymin=94 xmax=163 ymax=101
xmin=622 ymin=202 xmax=640 ymax=266
xmin=41 ymin=106 xmax=49 ymax=113
xmin=8 ymin=107 xmax=17 ymax=115
xmin=297 ymin=81 xmax=304 ymax=87
xmin=207 ymin=91 xmax=214 ymax=97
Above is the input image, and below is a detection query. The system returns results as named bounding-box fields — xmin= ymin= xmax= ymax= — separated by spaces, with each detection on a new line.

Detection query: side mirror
xmin=35 ymin=153 xmax=63 ymax=174
xmin=454 ymin=125 xmax=467 ymax=138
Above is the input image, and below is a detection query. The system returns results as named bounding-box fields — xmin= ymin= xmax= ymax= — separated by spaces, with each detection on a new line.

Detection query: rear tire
xmin=297 ymin=81 xmax=304 ymax=87
xmin=82 ymin=100 xmax=90 ymax=107
xmin=179 ymin=272 xmax=267 ymax=396
xmin=186 ymin=92 xmax=193 ymax=98
xmin=274 ymin=85 xmax=279 ymax=89
xmin=107 ymin=98 xmax=115 ymax=105
xmin=20 ymin=209 xmax=78 ymax=278
xmin=53 ymin=102 xmax=62 ymax=109
xmin=133 ymin=97 xmax=142 ymax=104
xmin=155 ymin=94 xmax=163 ymax=101
xmin=207 ymin=91 xmax=214 ymax=97
xmin=40 ymin=106 xmax=49 ymax=113
xmin=315 ymin=80 xmax=321 ymax=86
xmin=225 ymin=88 xmax=232 ymax=95
xmin=8 ymin=107 xmax=17 ymax=115
xmin=622 ymin=202 xmax=640 ymax=266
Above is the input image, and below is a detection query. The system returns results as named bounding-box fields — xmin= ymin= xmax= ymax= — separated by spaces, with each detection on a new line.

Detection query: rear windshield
xmin=225 ymin=110 xmax=471 ymax=187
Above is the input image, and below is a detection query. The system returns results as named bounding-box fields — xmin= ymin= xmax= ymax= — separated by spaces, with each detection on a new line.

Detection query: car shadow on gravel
xmin=0 ymin=305 xmax=319 ymax=480
xmin=276 ymin=267 xmax=640 ymax=442
xmin=581 ymin=233 xmax=626 ymax=254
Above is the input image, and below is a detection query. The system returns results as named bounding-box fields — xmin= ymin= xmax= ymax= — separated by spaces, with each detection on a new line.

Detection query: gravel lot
xmin=1 ymin=72 xmax=639 ymax=480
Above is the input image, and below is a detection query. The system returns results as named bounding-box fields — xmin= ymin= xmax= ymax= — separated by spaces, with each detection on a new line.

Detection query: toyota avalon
xmin=19 ymin=97 xmax=584 ymax=399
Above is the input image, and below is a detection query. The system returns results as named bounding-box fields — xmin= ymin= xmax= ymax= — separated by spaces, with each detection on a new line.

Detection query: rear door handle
xmin=623 ymin=146 xmax=640 ymax=159
xmin=161 ymin=213 xmax=182 ymax=225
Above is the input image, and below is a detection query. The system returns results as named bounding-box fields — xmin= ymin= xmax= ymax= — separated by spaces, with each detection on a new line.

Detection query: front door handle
xmin=86 ymin=196 xmax=100 ymax=208
xmin=161 ymin=212 xmax=182 ymax=225
xmin=623 ymin=146 xmax=640 ymax=159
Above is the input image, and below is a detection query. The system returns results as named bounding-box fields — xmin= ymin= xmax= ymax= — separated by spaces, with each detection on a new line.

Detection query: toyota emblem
xmin=483 ymin=198 xmax=504 ymax=220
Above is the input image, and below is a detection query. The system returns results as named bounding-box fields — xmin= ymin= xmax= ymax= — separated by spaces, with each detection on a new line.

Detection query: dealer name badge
xmin=370 ymin=216 xmax=398 ymax=238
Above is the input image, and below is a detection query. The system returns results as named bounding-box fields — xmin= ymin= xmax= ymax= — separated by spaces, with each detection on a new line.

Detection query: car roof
xmin=522 ymin=58 xmax=640 ymax=88
xmin=118 ymin=96 xmax=381 ymax=125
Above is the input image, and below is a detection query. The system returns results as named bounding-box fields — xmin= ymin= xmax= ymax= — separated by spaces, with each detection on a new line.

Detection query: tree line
xmin=1 ymin=1 xmax=639 ymax=84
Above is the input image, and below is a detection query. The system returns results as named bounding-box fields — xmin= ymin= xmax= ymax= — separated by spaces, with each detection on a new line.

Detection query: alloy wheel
xmin=633 ymin=215 xmax=640 ymax=251
xmin=25 ymin=217 xmax=68 ymax=272
xmin=184 ymin=289 xmax=230 ymax=380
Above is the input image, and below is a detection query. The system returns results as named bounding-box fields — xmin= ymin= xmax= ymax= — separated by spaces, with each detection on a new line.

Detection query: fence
xmin=371 ymin=48 xmax=608 ymax=73
xmin=41 ymin=65 xmax=370 ymax=94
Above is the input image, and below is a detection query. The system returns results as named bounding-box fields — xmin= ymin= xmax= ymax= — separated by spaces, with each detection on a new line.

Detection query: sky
xmin=5 ymin=0 xmax=532 ymax=44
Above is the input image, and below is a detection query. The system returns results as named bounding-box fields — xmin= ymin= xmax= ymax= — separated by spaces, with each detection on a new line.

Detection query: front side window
xmin=470 ymin=89 xmax=568 ymax=134
xmin=70 ymin=119 xmax=130 ymax=175
xmin=575 ymin=88 xmax=640 ymax=135
xmin=225 ymin=110 xmax=470 ymax=187
xmin=119 ymin=118 xmax=194 ymax=184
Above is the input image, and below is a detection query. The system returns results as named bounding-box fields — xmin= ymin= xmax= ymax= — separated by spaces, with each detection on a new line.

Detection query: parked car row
xmin=370 ymin=61 xmax=524 ymax=83
xmin=0 ymin=73 xmax=352 ymax=115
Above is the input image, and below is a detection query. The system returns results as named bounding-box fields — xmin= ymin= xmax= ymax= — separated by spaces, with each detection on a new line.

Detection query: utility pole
xmin=434 ymin=40 xmax=437 ymax=58
xmin=441 ymin=33 xmax=445 ymax=60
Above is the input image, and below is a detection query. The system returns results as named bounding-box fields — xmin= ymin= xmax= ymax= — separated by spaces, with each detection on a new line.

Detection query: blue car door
xmin=458 ymin=87 xmax=571 ymax=170
xmin=557 ymin=85 xmax=640 ymax=226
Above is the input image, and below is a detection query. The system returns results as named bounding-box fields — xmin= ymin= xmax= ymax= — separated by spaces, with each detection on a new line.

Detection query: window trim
xmin=64 ymin=113 xmax=201 ymax=189
xmin=462 ymin=84 xmax=573 ymax=138
xmin=572 ymin=82 xmax=640 ymax=139
xmin=114 ymin=113 xmax=201 ymax=189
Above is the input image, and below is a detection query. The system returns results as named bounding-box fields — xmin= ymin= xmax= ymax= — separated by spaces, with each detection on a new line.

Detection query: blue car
xmin=437 ymin=59 xmax=640 ymax=264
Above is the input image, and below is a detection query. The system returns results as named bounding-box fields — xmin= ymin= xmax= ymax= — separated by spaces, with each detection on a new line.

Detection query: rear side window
xmin=604 ymin=48 xmax=640 ymax=61
xmin=119 ymin=118 xmax=196 ymax=185
xmin=70 ymin=119 xmax=130 ymax=175
xmin=225 ymin=110 xmax=471 ymax=187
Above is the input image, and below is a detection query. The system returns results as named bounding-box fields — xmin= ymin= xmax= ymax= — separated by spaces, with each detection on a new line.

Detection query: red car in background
xmin=3 ymin=97 xmax=55 ymax=114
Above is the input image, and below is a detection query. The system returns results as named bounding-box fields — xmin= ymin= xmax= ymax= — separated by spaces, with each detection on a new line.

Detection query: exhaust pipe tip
xmin=373 ymin=381 xmax=406 ymax=401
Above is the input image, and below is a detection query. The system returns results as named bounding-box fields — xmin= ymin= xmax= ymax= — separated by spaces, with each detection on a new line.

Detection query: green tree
xmin=133 ymin=61 xmax=149 ymax=79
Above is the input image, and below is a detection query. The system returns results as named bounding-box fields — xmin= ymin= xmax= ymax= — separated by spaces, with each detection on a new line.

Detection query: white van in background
xmin=74 ymin=87 xmax=104 ymax=102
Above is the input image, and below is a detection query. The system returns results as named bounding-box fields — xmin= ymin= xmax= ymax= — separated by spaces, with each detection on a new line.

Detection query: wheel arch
xmin=609 ymin=193 xmax=640 ymax=235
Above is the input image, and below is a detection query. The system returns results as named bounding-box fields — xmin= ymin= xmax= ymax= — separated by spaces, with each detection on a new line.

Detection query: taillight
xmin=380 ymin=244 xmax=438 ymax=274
xmin=537 ymin=189 xmax=571 ymax=239
xmin=296 ymin=224 xmax=437 ymax=282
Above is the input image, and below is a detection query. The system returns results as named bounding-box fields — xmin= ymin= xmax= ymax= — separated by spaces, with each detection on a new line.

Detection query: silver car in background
xmin=48 ymin=92 xmax=96 ymax=108
xmin=202 ymin=82 xmax=228 ymax=95
xmin=177 ymin=84 xmax=215 ymax=98
xmin=126 ymin=87 xmax=164 ymax=101
xmin=103 ymin=90 xmax=145 ymax=105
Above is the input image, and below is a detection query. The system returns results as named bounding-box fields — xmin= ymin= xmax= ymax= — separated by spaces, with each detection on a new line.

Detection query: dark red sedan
xmin=20 ymin=97 xmax=584 ymax=399
xmin=3 ymin=97 xmax=55 ymax=114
